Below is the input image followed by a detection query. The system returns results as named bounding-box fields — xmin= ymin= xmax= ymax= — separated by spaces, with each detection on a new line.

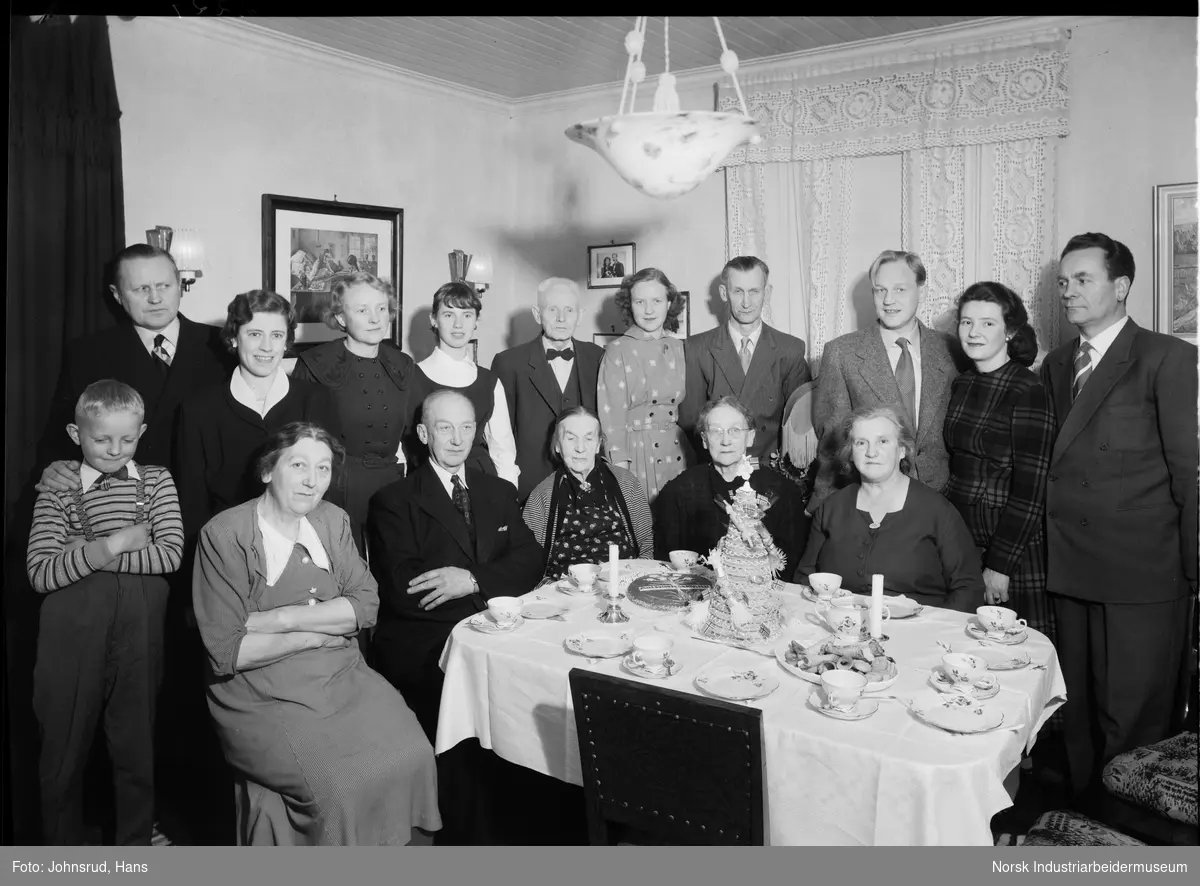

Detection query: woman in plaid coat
xmin=944 ymin=282 xmax=1056 ymax=642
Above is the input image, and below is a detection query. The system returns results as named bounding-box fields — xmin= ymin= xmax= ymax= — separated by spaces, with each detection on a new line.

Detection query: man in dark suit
xmin=681 ymin=256 xmax=811 ymax=465
xmin=809 ymin=249 xmax=963 ymax=511
xmin=368 ymin=389 xmax=545 ymax=844
xmin=611 ymin=254 xmax=625 ymax=277
xmin=1041 ymin=232 xmax=1197 ymax=805
xmin=492 ymin=277 xmax=604 ymax=501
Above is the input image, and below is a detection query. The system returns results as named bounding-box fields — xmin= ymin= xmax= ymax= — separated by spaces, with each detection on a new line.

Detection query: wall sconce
xmin=146 ymin=225 xmax=205 ymax=292
xmin=448 ymin=249 xmax=493 ymax=295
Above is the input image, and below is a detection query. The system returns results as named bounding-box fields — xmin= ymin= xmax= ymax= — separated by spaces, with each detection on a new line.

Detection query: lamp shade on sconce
xmin=466 ymin=253 xmax=493 ymax=287
xmin=169 ymin=228 xmax=205 ymax=281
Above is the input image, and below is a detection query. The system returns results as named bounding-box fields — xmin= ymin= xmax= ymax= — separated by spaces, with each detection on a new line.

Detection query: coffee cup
xmin=487 ymin=596 xmax=522 ymax=627
xmin=809 ymin=572 xmax=843 ymax=600
xmin=631 ymin=634 xmax=674 ymax=671
xmin=976 ymin=606 xmax=1027 ymax=635
xmin=669 ymin=550 xmax=700 ymax=571
xmin=940 ymin=653 xmax=998 ymax=692
xmin=821 ymin=669 xmax=867 ymax=713
xmin=568 ymin=564 xmax=600 ymax=588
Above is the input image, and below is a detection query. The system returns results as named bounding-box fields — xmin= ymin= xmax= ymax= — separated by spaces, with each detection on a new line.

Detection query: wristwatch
xmin=469 ymin=574 xmax=480 ymax=594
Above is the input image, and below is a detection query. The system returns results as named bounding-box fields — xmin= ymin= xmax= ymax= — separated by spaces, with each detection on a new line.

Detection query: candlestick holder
xmin=597 ymin=588 xmax=630 ymax=624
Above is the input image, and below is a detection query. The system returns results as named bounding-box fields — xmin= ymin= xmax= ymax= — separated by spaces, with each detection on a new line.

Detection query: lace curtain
xmin=721 ymin=27 xmax=1069 ymax=363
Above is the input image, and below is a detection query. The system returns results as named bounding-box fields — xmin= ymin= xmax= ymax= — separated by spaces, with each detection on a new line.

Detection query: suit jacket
xmin=491 ymin=337 xmax=603 ymax=501
xmin=810 ymin=322 xmax=961 ymax=509
xmin=1040 ymin=320 xmax=1197 ymax=603
xmin=39 ymin=314 xmax=234 ymax=472
xmin=681 ymin=323 xmax=811 ymax=462
xmin=367 ymin=462 xmax=544 ymax=684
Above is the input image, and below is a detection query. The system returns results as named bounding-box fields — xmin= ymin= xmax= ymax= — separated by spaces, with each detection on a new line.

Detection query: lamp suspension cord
xmin=713 ymin=16 xmax=749 ymax=116
xmin=664 ymin=16 xmax=669 ymax=73
xmin=628 ymin=16 xmax=648 ymax=114
xmin=618 ymin=15 xmax=643 ymax=116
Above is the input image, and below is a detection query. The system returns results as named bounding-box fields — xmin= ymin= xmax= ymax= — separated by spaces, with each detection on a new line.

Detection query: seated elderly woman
xmin=794 ymin=405 xmax=984 ymax=612
xmin=192 ymin=422 xmax=440 ymax=845
xmin=654 ymin=396 xmax=809 ymax=570
xmin=522 ymin=406 xmax=653 ymax=580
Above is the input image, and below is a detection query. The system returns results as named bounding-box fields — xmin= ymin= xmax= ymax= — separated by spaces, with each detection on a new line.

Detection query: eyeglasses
xmin=429 ymin=422 xmax=477 ymax=439
xmin=704 ymin=426 xmax=749 ymax=441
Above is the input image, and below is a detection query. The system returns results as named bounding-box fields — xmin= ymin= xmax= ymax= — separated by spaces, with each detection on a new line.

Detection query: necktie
xmin=739 ymin=336 xmax=753 ymax=374
xmin=451 ymin=474 xmax=473 ymax=529
xmin=152 ymin=334 xmax=172 ymax=376
xmin=547 ymin=348 xmax=575 ymax=362
xmin=895 ymin=337 xmax=916 ymax=427
xmin=1072 ymin=340 xmax=1094 ymax=402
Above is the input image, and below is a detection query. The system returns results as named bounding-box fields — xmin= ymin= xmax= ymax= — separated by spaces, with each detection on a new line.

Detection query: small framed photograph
xmin=673 ymin=290 xmax=691 ymax=339
xmin=593 ymin=331 xmax=623 ymax=349
xmin=262 ymin=194 xmax=403 ymax=354
xmin=1153 ymin=182 xmax=1197 ymax=343
xmin=587 ymin=242 xmax=636 ymax=289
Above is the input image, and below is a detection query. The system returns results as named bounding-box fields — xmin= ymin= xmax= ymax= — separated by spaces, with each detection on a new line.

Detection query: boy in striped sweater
xmin=27 ymin=380 xmax=184 ymax=846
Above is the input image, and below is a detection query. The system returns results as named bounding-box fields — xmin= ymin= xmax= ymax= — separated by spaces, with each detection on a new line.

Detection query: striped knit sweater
xmin=27 ymin=462 xmax=184 ymax=593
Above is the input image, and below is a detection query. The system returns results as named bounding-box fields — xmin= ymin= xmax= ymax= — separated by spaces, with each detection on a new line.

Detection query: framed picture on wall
xmin=262 ymin=194 xmax=403 ymax=354
xmin=1153 ymin=182 xmax=1197 ymax=343
xmin=587 ymin=242 xmax=636 ymax=289
xmin=673 ymin=290 xmax=691 ymax=339
xmin=593 ymin=331 xmax=622 ymax=349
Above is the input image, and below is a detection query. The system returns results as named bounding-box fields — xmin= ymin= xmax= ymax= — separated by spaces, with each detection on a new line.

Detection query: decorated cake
xmin=686 ymin=461 xmax=787 ymax=645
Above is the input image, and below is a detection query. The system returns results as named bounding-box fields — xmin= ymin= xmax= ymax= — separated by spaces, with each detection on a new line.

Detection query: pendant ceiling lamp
xmin=566 ymin=16 xmax=761 ymax=199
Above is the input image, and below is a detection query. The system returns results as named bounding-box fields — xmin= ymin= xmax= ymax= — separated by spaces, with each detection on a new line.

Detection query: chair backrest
xmin=568 ymin=668 xmax=765 ymax=845
xmin=781 ymin=380 xmax=818 ymax=471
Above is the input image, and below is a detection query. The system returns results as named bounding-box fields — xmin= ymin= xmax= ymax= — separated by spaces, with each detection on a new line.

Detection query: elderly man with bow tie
xmin=491 ymin=277 xmax=605 ymax=502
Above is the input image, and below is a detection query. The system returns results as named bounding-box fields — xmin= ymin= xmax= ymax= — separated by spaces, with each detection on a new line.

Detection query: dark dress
xmin=292 ymin=340 xmax=415 ymax=553
xmin=406 ymin=365 xmax=500 ymax=478
xmin=653 ymin=464 xmax=810 ymax=573
xmin=176 ymin=374 xmax=339 ymax=542
xmin=943 ymin=361 xmax=1056 ymax=639
xmin=794 ymin=480 xmax=985 ymax=612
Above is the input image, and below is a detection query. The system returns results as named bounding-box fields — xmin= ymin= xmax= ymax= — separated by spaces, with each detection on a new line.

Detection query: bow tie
xmin=98 ymin=466 xmax=129 ymax=484
xmin=547 ymin=348 xmax=575 ymax=362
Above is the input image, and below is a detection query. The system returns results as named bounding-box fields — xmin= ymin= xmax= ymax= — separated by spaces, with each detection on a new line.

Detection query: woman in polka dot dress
xmin=597 ymin=268 xmax=693 ymax=502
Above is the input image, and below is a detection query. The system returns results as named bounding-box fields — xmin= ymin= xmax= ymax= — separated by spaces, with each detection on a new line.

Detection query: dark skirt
xmin=335 ymin=453 xmax=407 ymax=559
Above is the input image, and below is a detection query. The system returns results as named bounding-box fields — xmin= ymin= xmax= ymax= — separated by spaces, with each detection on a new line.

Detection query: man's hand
xmin=982 ymin=568 xmax=1010 ymax=605
xmin=408 ymin=567 xmax=477 ymax=611
xmin=37 ymin=460 xmax=81 ymax=494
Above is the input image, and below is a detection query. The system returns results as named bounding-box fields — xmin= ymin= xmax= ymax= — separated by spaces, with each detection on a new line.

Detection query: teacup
xmin=809 ymin=572 xmax=843 ymax=601
xmin=669 ymin=550 xmax=700 ymax=571
xmin=976 ymin=606 xmax=1027 ymax=636
xmin=940 ymin=653 xmax=998 ymax=692
xmin=487 ymin=596 xmax=522 ymax=627
xmin=819 ymin=600 xmax=889 ymax=639
xmin=631 ymin=634 xmax=674 ymax=671
xmin=568 ymin=564 xmax=600 ymax=588
xmin=821 ymin=669 xmax=868 ymax=713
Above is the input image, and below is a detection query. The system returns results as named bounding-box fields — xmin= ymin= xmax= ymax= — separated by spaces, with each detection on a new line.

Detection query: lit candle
xmin=870 ymin=574 xmax=884 ymax=638
xmin=608 ymin=544 xmax=619 ymax=596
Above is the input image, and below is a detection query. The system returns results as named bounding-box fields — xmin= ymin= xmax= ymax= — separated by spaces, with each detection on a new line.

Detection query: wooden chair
xmin=568 ymin=668 xmax=765 ymax=845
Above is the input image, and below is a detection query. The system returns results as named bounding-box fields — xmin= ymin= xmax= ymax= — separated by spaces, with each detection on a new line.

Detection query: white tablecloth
xmin=435 ymin=577 xmax=1066 ymax=846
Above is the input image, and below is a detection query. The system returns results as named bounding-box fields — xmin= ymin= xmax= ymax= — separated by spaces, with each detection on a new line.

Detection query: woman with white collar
xmin=406 ymin=282 xmax=519 ymax=488
xmin=176 ymin=290 xmax=338 ymax=544
xmin=192 ymin=422 xmax=440 ymax=845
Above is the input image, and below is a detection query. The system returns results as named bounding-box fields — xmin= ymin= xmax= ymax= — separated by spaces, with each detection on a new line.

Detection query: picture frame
xmin=587 ymin=242 xmax=636 ymax=289
xmin=262 ymin=194 xmax=403 ymax=354
xmin=592 ymin=331 xmax=622 ymax=349
xmin=1153 ymin=182 xmax=1197 ymax=343
xmin=675 ymin=290 xmax=691 ymax=339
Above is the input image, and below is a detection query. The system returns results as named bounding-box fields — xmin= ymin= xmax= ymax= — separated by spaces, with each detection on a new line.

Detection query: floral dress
xmin=597 ymin=327 xmax=692 ymax=502
xmin=543 ymin=470 xmax=638 ymax=579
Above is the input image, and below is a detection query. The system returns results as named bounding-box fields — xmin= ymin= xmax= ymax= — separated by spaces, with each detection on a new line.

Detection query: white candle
xmin=870 ymin=574 xmax=884 ymax=638
xmin=608 ymin=544 xmax=620 ymax=596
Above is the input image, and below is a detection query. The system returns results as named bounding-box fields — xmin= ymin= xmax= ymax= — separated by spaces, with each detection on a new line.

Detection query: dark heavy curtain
xmin=5 ymin=15 xmax=126 ymax=844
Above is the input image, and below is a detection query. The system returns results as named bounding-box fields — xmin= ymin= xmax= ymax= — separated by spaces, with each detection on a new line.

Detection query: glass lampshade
xmin=466 ymin=253 xmax=493 ymax=286
xmin=169 ymin=228 xmax=205 ymax=279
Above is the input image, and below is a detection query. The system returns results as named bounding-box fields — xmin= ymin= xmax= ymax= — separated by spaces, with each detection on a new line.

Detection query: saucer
xmin=966 ymin=619 xmax=1027 ymax=645
xmin=694 ymin=666 xmax=779 ymax=700
xmin=800 ymin=585 xmax=847 ymax=605
xmin=948 ymin=642 xmax=1031 ymax=670
xmin=807 ymin=691 xmax=879 ymax=720
xmin=468 ymin=612 xmax=524 ymax=634
xmin=521 ymin=596 xmax=568 ymax=619
xmin=556 ymin=579 xmax=600 ymax=598
xmin=929 ymin=671 xmax=1000 ymax=700
xmin=620 ymin=653 xmax=682 ymax=679
xmin=563 ymin=631 xmax=634 ymax=658
xmin=909 ymin=688 xmax=1006 ymax=734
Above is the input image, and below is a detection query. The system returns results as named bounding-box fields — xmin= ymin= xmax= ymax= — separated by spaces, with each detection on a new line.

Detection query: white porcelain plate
xmin=556 ymin=579 xmax=600 ymax=598
xmin=949 ymin=642 xmax=1031 ymax=670
xmin=772 ymin=639 xmax=899 ymax=693
xmin=563 ymin=631 xmax=635 ymax=659
xmin=521 ymin=597 xmax=568 ymax=619
xmin=807 ymin=690 xmax=880 ymax=720
xmin=966 ymin=619 xmax=1028 ymax=645
xmin=468 ymin=613 xmax=524 ymax=634
xmin=909 ymin=688 xmax=1006 ymax=734
xmin=694 ymin=666 xmax=780 ymax=700
xmin=620 ymin=653 xmax=683 ymax=680
xmin=928 ymin=671 xmax=1000 ymax=701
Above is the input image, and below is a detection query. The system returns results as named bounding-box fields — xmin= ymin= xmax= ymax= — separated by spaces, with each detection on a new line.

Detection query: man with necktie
xmin=492 ymin=277 xmax=604 ymax=502
xmin=809 ymin=249 xmax=963 ymax=511
xmin=680 ymin=256 xmax=811 ymax=465
xmin=1041 ymin=232 xmax=1197 ymax=808
xmin=368 ymin=389 xmax=544 ymax=843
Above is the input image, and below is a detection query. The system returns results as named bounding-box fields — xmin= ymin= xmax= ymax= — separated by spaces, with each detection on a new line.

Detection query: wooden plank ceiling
xmin=241 ymin=16 xmax=988 ymax=100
